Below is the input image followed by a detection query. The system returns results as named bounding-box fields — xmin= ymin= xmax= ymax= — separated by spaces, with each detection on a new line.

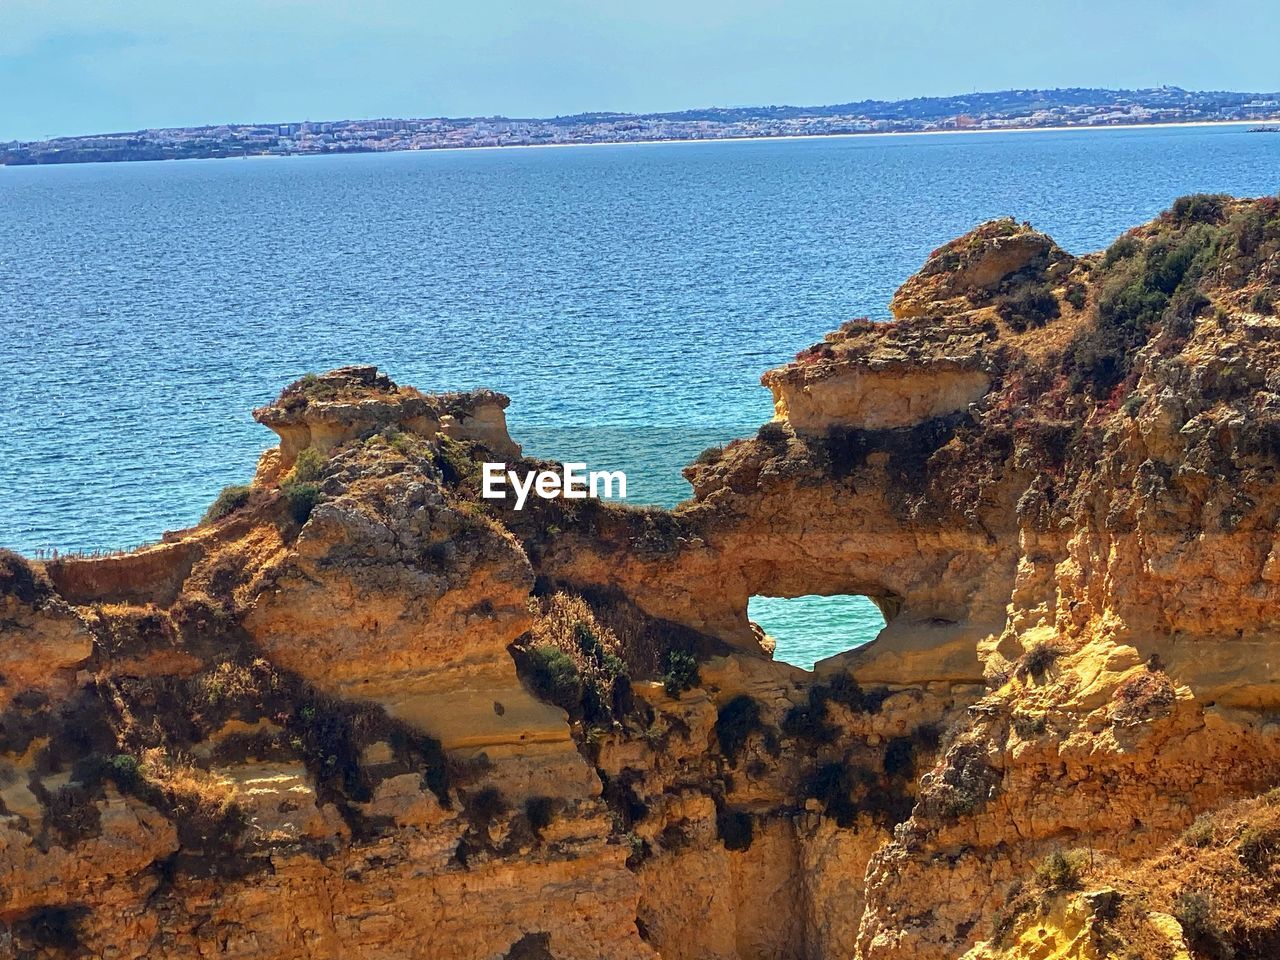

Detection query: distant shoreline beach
xmin=444 ymin=118 xmax=1270 ymax=154
xmin=3 ymin=118 xmax=1273 ymax=169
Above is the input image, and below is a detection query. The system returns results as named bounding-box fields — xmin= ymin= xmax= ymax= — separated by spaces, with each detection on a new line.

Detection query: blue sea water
xmin=2 ymin=125 xmax=1277 ymax=668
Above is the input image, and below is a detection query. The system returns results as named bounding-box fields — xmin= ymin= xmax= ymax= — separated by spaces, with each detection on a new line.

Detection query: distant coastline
xmin=5 ymin=85 xmax=1279 ymax=167
xmin=452 ymin=118 xmax=1274 ymax=153
xmin=3 ymin=118 xmax=1276 ymax=169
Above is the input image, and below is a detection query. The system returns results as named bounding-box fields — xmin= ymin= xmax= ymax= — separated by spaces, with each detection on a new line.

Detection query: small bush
xmin=1164 ymin=283 xmax=1210 ymax=337
xmin=573 ymin=622 xmax=628 ymax=682
xmin=757 ymin=420 xmax=792 ymax=446
xmin=695 ymin=445 xmax=725 ymax=465
xmin=1064 ymin=282 xmax=1087 ymax=310
xmin=1034 ymin=850 xmax=1084 ymax=892
xmin=126 ymin=747 xmax=245 ymax=850
xmin=109 ymin=753 xmax=142 ymax=788
xmin=521 ymin=593 xmax=633 ymax=725
xmin=182 ymin=793 xmax=248 ymax=851
xmin=1173 ymin=889 xmax=1233 ymax=960
xmin=389 ymin=430 xmax=425 ymax=456
xmin=662 ymin=650 xmax=700 ymax=699
xmin=714 ymin=695 xmax=767 ymax=762
xmin=1251 ymin=289 xmax=1275 ymax=315
xmin=202 ymin=484 xmax=252 ymax=525
xmin=291 ymin=372 xmax=320 ymax=392
xmin=624 ymin=831 xmax=649 ymax=867
xmin=1171 ymin=193 xmax=1229 ymax=226
xmin=1011 ymin=712 xmax=1048 ymax=738
xmin=1238 ymin=825 xmax=1280 ymax=872
xmin=526 ymin=646 xmax=582 ymax=712
xmin=924 ymin=741 xmax=999 ymax=819
xmin=284 ymin=695 xmax=373 ymax=801
xmin=1017 ymin=642 xmax=1063 ymax=681
xmin=997 ymin=285 xmax=1061 ymax=333
xmin=1066 ymin=221 xmax=1221 ymax=395
xmin=1021 ymin=418 xmax=1077 ymax=471
xmin=794 ymin=341 xmax=834 ymax=365
xmin=1181 ymin=813 xmax=1217 ymax=848
xmin=283 ymin=480 xmax=321 ymax=524
xmin=191 ymin=659 xmax=274 ymax=708
xmin=1063 ymin=327 xmax=1125 ymax=396
xmin=435 ymin=436 xmax=481 ymax=486
xmin=287 ymin=447 xmax=325 ymax=484
xmin=1102 ymin=234 xmax=1141 ymax=268
xmin=1228 ymin=199 xmax=1279 ymax=258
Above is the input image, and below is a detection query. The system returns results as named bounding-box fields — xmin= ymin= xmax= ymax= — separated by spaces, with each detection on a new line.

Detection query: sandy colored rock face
xmin=5 ymin=197 xmax=1280 ymax=958
xmin=0 ymin=595 xmax=93 ymax=711
xmin=766 ymin=362 xmax=992 ymax=434
xmin=888 ymin=219 xmax=1069 ymax=320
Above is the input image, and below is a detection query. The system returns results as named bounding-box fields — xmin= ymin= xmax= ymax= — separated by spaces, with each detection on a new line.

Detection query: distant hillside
xmin=5 ymin=86 xmax=1280 ymax=165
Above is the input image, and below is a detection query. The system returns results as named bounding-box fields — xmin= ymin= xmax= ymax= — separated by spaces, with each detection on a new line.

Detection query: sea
xmin=2 ymin=124 xmax=1277 ymax=668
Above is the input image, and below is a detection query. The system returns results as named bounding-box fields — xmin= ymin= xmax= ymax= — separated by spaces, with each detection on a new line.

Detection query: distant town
xmin=4 ymin=87 xmax=1280 ymax=165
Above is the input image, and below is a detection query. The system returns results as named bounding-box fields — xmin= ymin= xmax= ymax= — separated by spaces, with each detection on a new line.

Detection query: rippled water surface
xmin=748 ymin=595 xmax=886 ymax=671
xmin=3 ymin=125 xmax=1277 ymax=665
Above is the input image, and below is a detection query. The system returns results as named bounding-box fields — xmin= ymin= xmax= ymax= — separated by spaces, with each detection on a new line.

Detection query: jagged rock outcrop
xmin=3 ymin=193 xmax=1280 ymax=959
xmin=0 ymin=554 xmax=94 ymax=712
xmin=888 ymin=218 xmax=1071 ymax=320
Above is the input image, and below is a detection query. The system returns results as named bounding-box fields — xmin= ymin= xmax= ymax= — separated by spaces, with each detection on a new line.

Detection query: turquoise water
xmin=2 ymin=126 xmax=1277 ymax=666
xmin=749 ymin=595 xmax=886 ymax=671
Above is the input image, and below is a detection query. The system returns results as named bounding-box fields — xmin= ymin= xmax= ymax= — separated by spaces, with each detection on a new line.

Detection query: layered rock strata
xmin=3 ymin=195 xmax=1280 ymax=959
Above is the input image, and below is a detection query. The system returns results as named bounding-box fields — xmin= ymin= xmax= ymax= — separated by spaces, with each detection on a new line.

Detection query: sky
xmin=2 ymin=0 xmax=1279 ymax=141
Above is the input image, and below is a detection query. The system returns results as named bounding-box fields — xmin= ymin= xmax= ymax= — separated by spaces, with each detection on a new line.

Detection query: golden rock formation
xmin=3 ymin=193 xmax=1280 ymax=958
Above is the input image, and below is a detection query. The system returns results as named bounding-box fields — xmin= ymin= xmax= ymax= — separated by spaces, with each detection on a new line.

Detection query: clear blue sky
xmin=3 ymin=0 xmax=1278 ymax=141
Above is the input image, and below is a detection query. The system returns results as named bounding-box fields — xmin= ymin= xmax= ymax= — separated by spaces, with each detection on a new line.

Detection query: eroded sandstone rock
xmin=4 ymin=196 xmax=1280 ymax=958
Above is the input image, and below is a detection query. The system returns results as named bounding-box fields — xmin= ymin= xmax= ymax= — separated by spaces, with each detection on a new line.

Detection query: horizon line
xmin=9 ymin=83 xmax=1280 ymax=145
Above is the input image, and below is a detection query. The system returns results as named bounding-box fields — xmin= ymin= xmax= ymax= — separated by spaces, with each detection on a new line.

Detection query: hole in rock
xmin=747 ymin=595 xmax=888 ymax=671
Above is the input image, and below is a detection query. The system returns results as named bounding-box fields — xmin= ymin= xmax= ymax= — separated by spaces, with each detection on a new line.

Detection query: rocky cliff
xmin=3 ymin=193 xmax=1280 ymax=959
